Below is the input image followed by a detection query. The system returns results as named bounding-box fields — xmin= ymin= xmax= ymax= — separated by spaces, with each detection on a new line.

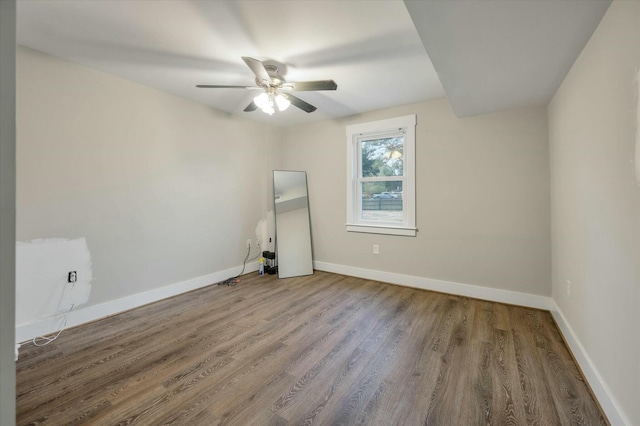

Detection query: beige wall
xmin=548 ymin=1 xmax=640 ymax=424
xmin=282 ymin=99 xmax=551 ymax=296
xmin=16 ymin=46 xmax=280 ymax=318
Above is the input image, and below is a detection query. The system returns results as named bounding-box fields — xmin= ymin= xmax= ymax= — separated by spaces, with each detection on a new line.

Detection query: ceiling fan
xmin=196 ymin=57 xmax=337 ymax=115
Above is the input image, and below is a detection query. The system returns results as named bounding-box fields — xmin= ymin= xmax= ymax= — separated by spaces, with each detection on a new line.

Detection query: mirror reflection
xmin=273 ymin=170 xmax=313 ymax=279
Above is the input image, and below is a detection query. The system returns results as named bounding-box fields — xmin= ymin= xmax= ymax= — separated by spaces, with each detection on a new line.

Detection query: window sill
xmin=346 ymin=224 xmax=417 ymax=237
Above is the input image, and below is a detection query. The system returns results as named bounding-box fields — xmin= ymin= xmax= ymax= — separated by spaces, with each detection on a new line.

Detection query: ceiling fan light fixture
xmin=253 ymin=92 xmax=269 ymax=109
xmin=254 ymin=92 xmax=275 ymax=115
xmin=253 ymin=92 xmax=289 ymax=115
xmin=275 ymin=94 xmax=290 ymax=111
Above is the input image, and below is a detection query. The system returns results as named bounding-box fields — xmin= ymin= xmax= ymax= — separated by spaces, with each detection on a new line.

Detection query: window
xmin=346 ymin=114 xmax=416 ymax=236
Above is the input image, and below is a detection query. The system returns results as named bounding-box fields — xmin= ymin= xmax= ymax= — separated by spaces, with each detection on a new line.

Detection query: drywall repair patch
xmin=15 ymin=238 xmax=93 ymax=327
xmin=255 ymin=210 xmax=276 ymax=252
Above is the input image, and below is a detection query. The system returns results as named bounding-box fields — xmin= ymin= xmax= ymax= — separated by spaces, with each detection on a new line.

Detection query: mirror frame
xmin=273 ymin=170 xmax=313 ymax=279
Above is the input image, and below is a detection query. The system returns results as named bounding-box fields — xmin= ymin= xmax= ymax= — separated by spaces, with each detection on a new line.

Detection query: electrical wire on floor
xmin=32 ymin=303 xmax=75 ymax=346
xmin=219 ymin=244 xmax=257 ymax=286
xmin=32 ymin=281 xmax=76 ymax=346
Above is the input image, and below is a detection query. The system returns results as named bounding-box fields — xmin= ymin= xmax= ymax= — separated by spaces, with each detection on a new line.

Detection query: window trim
xmin=346 ymin=114 xmax=416 ymax=237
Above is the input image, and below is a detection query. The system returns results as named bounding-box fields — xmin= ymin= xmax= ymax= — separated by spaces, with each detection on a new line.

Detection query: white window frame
xmin=346 ymin=114 xmax=416 ymax=236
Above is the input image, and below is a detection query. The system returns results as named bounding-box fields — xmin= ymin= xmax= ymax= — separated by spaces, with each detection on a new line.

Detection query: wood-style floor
xmin=16 ymin=271 xmax=607 ymax=425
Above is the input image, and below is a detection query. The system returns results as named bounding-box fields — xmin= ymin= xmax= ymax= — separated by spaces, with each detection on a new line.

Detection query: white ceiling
xmin=405 ymin=0 xmax=611 ymax=117
xmin=17 ymin=0 xmax=610 ymax=127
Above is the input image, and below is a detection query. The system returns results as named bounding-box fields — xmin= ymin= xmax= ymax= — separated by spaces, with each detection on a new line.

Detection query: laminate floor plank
xmin=16 ymin=271 xmax=608 ymax=425
xmin=18 ymin=305 xmax=246 ymax=421
xmin=535 ymin=311 xmax=607 ymax=426
xmin=284 ymin=286 xmax=417 ymax=425
xmin=372 ymin=291 xmax=447 ymax=425
xmin=422 ymin=297 xmax=475 ymax=425
xmin=510 ymin=307 xmax=564 ymax=425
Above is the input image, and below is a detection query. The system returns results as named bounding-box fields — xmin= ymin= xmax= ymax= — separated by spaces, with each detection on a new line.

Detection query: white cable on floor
xmin=31 ymin=281 xmax=76 ymax=346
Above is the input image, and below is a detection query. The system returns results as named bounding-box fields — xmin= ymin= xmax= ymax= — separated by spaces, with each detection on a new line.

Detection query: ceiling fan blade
xmin=241 ymin=56 xmax=272 ymax=85
xmin=244 ymin=101 xmax=258 ymax=112
xmin=285 ymin=94 xmax=317 ymax=113
xmin=286 ymin=80 xmax=337 ymax=91
xmin=196 ymin=85 xmax=259 ymax=89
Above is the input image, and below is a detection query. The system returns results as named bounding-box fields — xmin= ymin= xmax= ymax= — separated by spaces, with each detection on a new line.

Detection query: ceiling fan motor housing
xmin=256 ymin=64 xmax=285 ymax=88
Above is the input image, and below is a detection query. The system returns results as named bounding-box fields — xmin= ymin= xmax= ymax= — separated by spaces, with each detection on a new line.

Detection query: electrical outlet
xmin=68 ymin=271 xmax=77 ymax=283
xmin=373 ymin=244 xmax=379 ymax=255
xmin=246 ymin=239 xmax=252 ymax=248
xmin=566 ymin=280 xmax=571 ymax=298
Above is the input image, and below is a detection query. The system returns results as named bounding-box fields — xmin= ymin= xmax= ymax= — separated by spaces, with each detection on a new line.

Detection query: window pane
xmin=361 ymin=137 xmax=403 ymax=178
xmin=361 ymin=181 xmax=403 ymax=223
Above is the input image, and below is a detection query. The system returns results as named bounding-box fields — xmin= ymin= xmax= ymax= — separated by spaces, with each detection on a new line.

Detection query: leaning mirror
xmin=273 ymin=170 xmax=313 ymax=278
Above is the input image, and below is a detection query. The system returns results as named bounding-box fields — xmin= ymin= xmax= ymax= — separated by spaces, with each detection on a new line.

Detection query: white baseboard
xmin=313 ymin=261 xmax=553 ymax=310
xmin=550 ymin=302 xmax=630 ymax=426
xmin=16 ymin=261 xmax=258 ymax=344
